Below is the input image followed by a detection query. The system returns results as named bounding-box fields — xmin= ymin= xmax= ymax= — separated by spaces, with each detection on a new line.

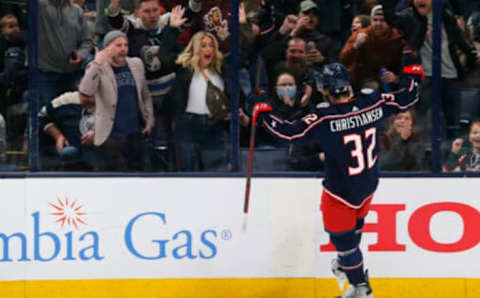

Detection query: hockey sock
xmin=338 ymin=247 xmax=365 ymax=285
xmin=330 ymin=231 xmax=366 ymax=286
xmin=353 ymin=218 xmax=364 ymax=247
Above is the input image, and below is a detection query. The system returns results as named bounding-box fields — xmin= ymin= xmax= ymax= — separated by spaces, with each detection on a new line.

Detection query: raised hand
xmin=169 ymin=5 xmax=187 ymax=28
xmin=239 ymin=2 xmax=247 ymax=24
xmin=279 ymin=14 xmax=298 ymax=35
xmin=451 ymin=138 xmax=464 ymax=154
xmin=291 ymin=16 xmax=309 ymax=36
xmin=353 ymin=32 xmax=367 ymax=49
xmin=94 ymin=46 xmax=111 ymax=65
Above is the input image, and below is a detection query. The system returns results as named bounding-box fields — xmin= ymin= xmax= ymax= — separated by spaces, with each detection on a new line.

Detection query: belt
xmin=183 ymin=112 xmax=217 ymax=125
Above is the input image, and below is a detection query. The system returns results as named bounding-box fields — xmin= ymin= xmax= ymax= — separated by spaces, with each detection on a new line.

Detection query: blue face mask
xmin=277 ymin=86 xmax=297 ymax=100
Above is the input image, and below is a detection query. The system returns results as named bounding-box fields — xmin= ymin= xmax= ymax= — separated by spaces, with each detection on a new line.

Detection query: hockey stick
xmin=242 ymin=111 xmax=258 ymax=232
xmin=243 ymin=101 xmax=271 ymax=232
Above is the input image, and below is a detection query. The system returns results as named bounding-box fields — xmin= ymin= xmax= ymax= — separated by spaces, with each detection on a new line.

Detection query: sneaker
xmin=331 ymin=258 xmax=348 ymax=291
xmin=335 ymin=270 xmax=373 ymax=298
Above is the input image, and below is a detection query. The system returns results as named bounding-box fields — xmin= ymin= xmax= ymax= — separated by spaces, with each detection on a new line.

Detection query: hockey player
xmin=252 ymin=48 xmax=424 ymax=298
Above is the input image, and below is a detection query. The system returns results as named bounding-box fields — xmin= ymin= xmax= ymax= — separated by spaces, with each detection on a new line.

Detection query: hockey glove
xmin=402 ymin=46 xmax=424 ymax=82
xmin=252 ymin=102 xmax=272 ymax=126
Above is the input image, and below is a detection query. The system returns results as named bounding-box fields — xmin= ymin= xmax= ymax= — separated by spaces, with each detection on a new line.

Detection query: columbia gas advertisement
xmin=0 ymin=177 xmax=479 ymax=282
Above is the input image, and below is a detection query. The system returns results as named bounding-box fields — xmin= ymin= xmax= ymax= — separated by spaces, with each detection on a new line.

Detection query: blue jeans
xmin=175 ymin=113 xmax=228 ymax=171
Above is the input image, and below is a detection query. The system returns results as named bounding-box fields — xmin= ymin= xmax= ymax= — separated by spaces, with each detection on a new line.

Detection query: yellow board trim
xmin=1 ymin=278 xmax=480 ymax=298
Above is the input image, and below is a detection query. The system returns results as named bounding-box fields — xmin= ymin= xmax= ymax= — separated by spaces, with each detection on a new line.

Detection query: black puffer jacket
xmin=382 ymin=0 xmax=477 ymax=79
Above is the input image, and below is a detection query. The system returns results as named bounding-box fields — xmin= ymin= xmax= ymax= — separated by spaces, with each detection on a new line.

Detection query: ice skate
xmin=335 ymin=270 xmax=373 ymax=298
xmin=331 ymin=258 xmax=348 ymax=291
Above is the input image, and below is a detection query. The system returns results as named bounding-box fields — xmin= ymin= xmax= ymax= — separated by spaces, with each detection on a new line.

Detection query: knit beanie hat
xmin=103 ymin=30 xmax=127 ymax=47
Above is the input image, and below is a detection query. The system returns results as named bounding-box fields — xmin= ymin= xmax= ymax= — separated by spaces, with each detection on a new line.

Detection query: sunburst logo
xmin=49 ymin=196 xmax=87 ymax=230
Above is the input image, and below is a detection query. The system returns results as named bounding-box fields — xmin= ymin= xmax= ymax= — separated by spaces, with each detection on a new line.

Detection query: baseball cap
xmin=299 ymin=0 xmax=319 ymax=13
xmin=370 ymin=5 xmax=384 ymax=17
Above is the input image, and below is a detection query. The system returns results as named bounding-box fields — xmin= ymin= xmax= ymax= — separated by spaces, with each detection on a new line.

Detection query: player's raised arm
xmin=262 ymin=111 xmax=319 ymax=142
xmin=245 ymin=89 xmax=318 ymax=142
xmin=381 ymin=46 xmax=424 ymax=113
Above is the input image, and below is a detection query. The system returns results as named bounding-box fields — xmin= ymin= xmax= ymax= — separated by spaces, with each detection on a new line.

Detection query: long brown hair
xmin=386 ymin=109 xmax=417 ymax=137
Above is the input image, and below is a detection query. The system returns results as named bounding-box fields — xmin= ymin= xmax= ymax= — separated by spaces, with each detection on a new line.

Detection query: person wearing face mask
xmin=261 ymin=36 xmax=319 ymax=110
xmin=273 ymin=72 xmax=303 ymax=114
xmin=273 ymin=73 xmax=326 ymax=171
xmin=250 ymin=72 xmax=313 ymax=149
xmin=240 ymin=71 xmax=320 ymax=170
xmin=253 ymin=53 xmax=424 ymax=298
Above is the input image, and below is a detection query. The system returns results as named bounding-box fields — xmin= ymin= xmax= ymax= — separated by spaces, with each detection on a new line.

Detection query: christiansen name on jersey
xmin=330 ymin=107 xmax=384 ymax=132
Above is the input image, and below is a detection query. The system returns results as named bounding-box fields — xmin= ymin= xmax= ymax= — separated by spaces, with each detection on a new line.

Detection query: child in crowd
xmin=444 ymin=121 xmax=480 ymax=172
xmin=380 ymin=109 xmax=427 ymax=171
xmin=0 ymin=13 xmax=28 ymax=151
xmin=0 ymin=13 xmax=27 ymax=91
xmin=350 ymin=14 xmax=370 ymax=33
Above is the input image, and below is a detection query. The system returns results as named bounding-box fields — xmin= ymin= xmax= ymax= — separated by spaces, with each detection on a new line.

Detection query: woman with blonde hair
xmin=171 ymin=31 xmax=229 ymax=171
xmin=176 ymin=31 xmax=224 ymax=75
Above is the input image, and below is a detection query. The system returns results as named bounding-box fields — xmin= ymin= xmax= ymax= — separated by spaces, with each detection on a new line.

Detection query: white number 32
xmin=343 ymin=127 xmax=377 ymax=176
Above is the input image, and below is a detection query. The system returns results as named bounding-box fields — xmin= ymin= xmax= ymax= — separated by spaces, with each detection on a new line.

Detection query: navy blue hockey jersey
xmin=262 ymin=77 xmax=419 ymax=207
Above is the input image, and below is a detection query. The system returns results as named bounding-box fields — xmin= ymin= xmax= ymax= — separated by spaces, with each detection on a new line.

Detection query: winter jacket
xmin=340 ymin=26 xmax=405 ymax=90
xmin=381 ymin=0 xmax=477 ymax=79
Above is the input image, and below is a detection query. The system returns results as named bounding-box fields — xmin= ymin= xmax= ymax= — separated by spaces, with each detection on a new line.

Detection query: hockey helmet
xmin=321 ymin=63 xmax=351 ymax=95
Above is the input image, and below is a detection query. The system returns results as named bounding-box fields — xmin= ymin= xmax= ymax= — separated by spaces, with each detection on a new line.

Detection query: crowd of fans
xmin=1 ymin=0 xmax=480 ymax=172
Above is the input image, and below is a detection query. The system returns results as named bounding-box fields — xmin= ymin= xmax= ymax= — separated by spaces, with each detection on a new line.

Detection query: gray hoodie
xmin=38 ymin=0 xmax=93 ymax=73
